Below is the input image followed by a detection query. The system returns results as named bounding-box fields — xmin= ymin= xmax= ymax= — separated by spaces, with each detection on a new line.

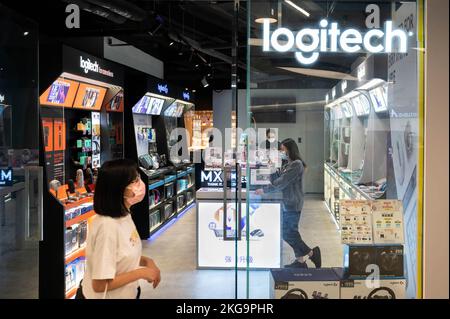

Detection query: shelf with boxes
xmin=271 ymin=198 xmax=406 ymax=299
xmin=143 ymin=164 xmax=196 ymax=238
xmin=62 ymin=197 xmax=94 ymax=299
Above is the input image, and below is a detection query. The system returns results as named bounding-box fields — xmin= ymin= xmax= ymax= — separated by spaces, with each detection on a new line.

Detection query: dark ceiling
xmin=0 ymin=0 xmax=403 ymax=91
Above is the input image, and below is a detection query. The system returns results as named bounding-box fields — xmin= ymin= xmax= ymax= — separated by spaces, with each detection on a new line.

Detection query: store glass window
xmin=245 ymin=0 xmax=424 ymax=299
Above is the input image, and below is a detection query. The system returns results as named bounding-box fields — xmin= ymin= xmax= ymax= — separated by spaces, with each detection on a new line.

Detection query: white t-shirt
xmin=83 ymin=214 xmax=142 ymax=299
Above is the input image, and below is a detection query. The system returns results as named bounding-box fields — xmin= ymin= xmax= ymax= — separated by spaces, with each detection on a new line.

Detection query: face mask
xmin=280 ymin=151 xmax=288 ymax=161
xmin=268 ymin=137 xmax=276 ymax=143
xmin=124 ymin=178 xmax=146 ymax=207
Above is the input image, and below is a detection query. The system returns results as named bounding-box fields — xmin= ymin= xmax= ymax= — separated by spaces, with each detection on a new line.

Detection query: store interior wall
xmin=423 ymin=0 xmax=449 ymax=299
xmin=213 ymin=89 xmax=326 ymax=194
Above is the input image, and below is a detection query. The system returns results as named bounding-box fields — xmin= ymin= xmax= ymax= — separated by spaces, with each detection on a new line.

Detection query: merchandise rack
xmin=133 ymin=163 xmax=196 ymax=239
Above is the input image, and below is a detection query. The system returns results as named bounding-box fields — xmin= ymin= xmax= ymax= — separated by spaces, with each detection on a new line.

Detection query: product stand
xmin=196 ymin=162 xmax=283 ymax=269
xmin=125 ymin=76 xmax=196 ymax=240
xmin=38 ymin=44 xmax=124 ymax=299
xmin=323 ymin=55 xmax=390 ymax=225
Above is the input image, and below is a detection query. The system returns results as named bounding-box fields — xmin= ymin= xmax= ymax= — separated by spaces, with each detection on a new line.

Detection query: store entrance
xmin=243 ymin=0 xmax=423 ymax=300
xmin=0 ymin=6 xmax=41 ymax=299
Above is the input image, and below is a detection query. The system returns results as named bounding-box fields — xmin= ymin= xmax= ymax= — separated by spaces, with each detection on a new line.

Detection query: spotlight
xmin=192 ymin=89 xmax=196 ymax=93
xmin=23 ymin=31 xmax=29 ymax=36
xmin=169 ymin=41 xmax=174 ymax=46
xmin=195 ymin=64 xmax=199 ymax=68
xmin=201 ymin=77 xmax=209 ymax=88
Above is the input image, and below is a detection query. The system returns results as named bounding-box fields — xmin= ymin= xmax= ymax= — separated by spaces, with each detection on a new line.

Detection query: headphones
xmin=150 ymin=189 xmax=160 ymax=205
xmin=367 ymin=287 xmax=396 ymax=299
xmin=281 ymin=288 xmax=308 ymax=299
xmin=379 ymin=251 xmax=402 ymax=273
xmin=350 ymin=251 xmax=372 ymax=273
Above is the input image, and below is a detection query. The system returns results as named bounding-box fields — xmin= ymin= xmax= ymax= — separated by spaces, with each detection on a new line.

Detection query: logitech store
xmin=243 ymin=0 xmax=426 ymax=299
xmin=0 ymin=0 xmax=448 ymax=301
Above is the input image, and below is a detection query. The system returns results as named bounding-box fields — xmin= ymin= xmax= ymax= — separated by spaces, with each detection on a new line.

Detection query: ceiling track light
xmin=284 ymin=0 xmax=310 ymax=17
xmin=201 ymin=76 xmax=209 ymax=88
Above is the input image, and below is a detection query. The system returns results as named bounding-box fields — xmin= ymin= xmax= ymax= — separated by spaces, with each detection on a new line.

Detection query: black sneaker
xmin=310 ymin=247 xmax=322 ymax=268
xmin=284 ymin=260 xmax=308 ymax=269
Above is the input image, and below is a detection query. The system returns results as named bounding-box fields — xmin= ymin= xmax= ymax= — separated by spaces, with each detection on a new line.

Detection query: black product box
xmin=270 ymin=268 xmax=342 ymax=299
xmin=344 ymin=245 xmax=404 ymax=278
xmin=164 ymin=202 xmax=173 ymax=220
xmin=78 ymin=221 xmax=88 ymax=247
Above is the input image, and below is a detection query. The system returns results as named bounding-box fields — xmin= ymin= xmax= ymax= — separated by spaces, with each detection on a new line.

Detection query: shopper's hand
xmin=140 ymin=266 xmax=161 ymax=288
xmin=140 ymin=256 xmax=156 ymax=268
xmin=255 ymin=189 xmax=264 ymax=195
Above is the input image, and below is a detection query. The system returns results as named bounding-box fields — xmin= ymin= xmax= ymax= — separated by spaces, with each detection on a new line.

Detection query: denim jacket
xmin=263 ymin=159 xmax=305 ymax=212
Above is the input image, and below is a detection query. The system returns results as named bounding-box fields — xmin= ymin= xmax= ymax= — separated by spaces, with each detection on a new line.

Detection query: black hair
xmin=266 ymin=128 xmax=276 ymax=137
xmin=281 ymin=138 xmax=307 ymax=168
xmin=94 ymin=159 xmax=139 ymax=218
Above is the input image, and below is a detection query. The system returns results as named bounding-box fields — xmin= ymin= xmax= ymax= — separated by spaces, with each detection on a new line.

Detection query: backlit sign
xmin=0 ymin=168 xmax=13 ymax=186
xmin=263 ymin=19 xmax=409 ymax=65
xmin=157 ymin=83 xmax=169 ymax=95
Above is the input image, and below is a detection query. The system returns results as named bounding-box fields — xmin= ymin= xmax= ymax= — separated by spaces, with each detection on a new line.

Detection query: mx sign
xmin=0 ymin=168 xmax=13 ymax=187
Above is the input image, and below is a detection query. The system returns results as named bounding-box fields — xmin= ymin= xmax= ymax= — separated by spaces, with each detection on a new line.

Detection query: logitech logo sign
xmin=80 ymin=56 xmax=114 ymax=78
xmin=80 ymin=56 xmax=99 ymax=74
xmin=183 ymin=92 xmax=190 ymax=101
xmin=262 ymin=19 xmax=410 ymax=65
xmin=157 ymin=84 xmax=169 ymax=95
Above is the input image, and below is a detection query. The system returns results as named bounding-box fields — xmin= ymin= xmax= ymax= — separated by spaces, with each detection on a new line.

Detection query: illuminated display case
xmin=125 ymin=77 xmax=197 ymax=240
xmin=39 ymin=45 xmax=124 ymax=299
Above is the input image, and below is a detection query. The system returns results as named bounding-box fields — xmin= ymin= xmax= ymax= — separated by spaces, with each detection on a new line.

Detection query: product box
xmin=371 ymin=200 xmax=404 ymax=244
xmin=340 ymin=278 xmax=406 ymax=299
xmin=270 ymin=268 xmax=342 ymax=299
xmin=344 ymin=245 xmax=404 ymax=278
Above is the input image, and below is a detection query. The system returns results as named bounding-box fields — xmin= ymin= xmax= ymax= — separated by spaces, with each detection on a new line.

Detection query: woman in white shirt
xmin=80 ymin=159 xmax=161 ymax=299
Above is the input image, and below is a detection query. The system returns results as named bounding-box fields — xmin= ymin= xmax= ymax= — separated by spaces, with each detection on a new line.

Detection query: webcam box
xmin=340 ymin=278 xmax=406 ymax=299
xmin=270 ymin=268 xmax=342 ymax=299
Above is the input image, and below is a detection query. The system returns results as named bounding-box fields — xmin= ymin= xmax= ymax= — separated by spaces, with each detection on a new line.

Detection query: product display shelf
xmin=65 ymin=287 xmax=77 ymax=299
xmin=177 ymin=184 xmax=195 ymax=195
xmin=63 ymin=196 xmax=93 ymax=210
xmin=65 ymin=246 xmax=86 ymax=264
xmin=149 ymin=200 xmax=163 ymax=212
xmin=149 ymin=179 xmax=165 ymax=191
xmin=65 ymin=210 xmax=95 ymax=228
xmin=149 ymin=208 xmax=177 ymax=236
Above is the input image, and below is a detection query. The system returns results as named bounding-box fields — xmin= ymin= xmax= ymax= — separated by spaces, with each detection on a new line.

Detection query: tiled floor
xmin=0 ymin=199 xmax=39 ymax=299
xmin=140 ymin=195 xmax=343 ymax=299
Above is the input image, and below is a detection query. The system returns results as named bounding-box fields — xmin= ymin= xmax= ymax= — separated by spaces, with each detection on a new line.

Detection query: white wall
xmin=423 ymin=0 xmax=449 ymax=299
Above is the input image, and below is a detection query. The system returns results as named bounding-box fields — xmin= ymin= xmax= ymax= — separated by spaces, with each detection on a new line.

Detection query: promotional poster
xmin=198 ymin=202 xmax=281 ymax=269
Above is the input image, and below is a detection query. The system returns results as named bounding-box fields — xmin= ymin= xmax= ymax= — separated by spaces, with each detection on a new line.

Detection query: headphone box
xmin=340 ymin=278 xmax=406 ymax=299
xmin=344 ymin=245 xmax=404 ymax=278
xmin=270 ymin=268 xmax=342 ymax=299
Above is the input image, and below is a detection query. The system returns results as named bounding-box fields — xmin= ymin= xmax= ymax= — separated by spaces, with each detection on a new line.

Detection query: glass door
xmin=0 ymin=5 xmax=41 ymax=299
xmin=244 ymin=0 xmax=424 ymax=300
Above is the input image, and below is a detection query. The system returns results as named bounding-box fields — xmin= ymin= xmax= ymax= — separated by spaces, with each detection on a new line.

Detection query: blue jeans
xmin=282 ymin=210 xmax=312 ymax=258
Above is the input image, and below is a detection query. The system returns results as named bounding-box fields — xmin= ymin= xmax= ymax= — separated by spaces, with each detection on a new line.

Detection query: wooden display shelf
xmin=65 ymin=210 xmax=95 ymax=228
xmin=65 ymin=247 xmax=86 ymax=264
